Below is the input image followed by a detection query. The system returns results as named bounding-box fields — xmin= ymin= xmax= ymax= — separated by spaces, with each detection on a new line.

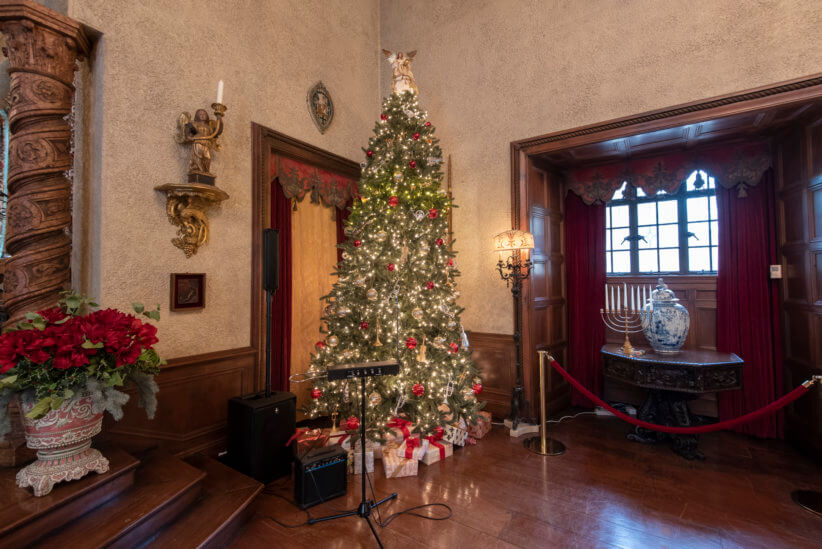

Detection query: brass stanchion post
xmin=791 ymin=375 xmax=822 ymax=517
xmin=523 ymin=351 xmax=566 ymax=455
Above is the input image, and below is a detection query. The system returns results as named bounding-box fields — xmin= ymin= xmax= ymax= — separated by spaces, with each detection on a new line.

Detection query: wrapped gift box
xmin=383 ymin=452 xmax=418 ymax=478
xmin=468 ymin=411 xmax=492 ymax=439
xmin=353 ymin=439 xmax=383 ymax=460
xmin=421 ymin=438 xmax=453 ymax=465
xmin=385 ymin=417 xmax=414 ymax=443
xmin=324 ymin=430 xmax=353 ymax=450
xmin=348 ymin=448 xmax=374 ymax=474
xmin=443 ymin=419 xmax=468 ymax=447
xmin=393 ymin=436 xmax=429 ymax=461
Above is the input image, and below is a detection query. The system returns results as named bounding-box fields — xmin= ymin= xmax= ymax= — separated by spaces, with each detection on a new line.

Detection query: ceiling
xmin=536 ymin=100 xmax=822 ymax=169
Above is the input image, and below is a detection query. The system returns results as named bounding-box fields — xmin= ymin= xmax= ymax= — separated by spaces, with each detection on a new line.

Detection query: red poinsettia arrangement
xmin=0 ymin=292 xmax=163 ymax=428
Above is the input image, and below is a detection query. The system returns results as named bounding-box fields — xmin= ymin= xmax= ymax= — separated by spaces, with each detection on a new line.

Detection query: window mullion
xmin=629 ymin=198 xmax=639 ymax=274
xmin=678 ymin=193 xmax=688 ymax=274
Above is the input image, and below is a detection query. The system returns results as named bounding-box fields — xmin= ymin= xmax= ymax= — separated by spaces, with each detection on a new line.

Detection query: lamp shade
xmin=493 ymin=229 xmax=535 ymax=251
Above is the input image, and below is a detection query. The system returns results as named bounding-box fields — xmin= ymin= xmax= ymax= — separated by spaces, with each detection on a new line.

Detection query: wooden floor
xmin=230 ymin=415 xmax=822 ymax=548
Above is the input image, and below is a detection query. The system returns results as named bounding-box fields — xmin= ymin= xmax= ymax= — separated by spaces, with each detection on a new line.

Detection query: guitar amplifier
xmin=226 ymin=391 xmax=296 ymax=484
xmin=294 ymin=445 xmax=348 ymax=509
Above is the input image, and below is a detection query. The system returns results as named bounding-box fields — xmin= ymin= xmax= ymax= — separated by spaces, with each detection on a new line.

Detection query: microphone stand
xmin=265 ymin=289 xmax=273 ymax=398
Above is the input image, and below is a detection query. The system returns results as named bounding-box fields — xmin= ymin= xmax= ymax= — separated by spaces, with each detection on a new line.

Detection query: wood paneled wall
xmin=102 ymin=347 xmax=256 ymax=457
xmin=467 ymin=331 xmax=515 ymax=419
xmin=775 ymin=115 xmax=822 ymax=457
xmin=603 ymin=275 xmax=719 ymax=416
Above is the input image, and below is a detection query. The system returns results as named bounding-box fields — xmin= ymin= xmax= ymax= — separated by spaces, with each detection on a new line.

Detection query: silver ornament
xmin=336 ymin=306 xmax=351 ymax=317
xmin=328 ymin=335 xmax=339 ymax=347
xmin=369 ymin=391 xmax=382 ymax=405
xmin=412 ymin=307 xmax=424 ymax=320
xmin=439 ymin=303 xmax=450 ymax=315
xmin=428 ymin=156 xmax=442 ymax=165
xmin=344 ymin=226 xmax=354 ymax=237
xmin=342 ymin=251 xmax=351 ymax=261
xmin=433 ymin=336 xmax=446 ymax=347
xmin=393 ymin=171 xmax=403 ymax=182
xmin=414 ymin=210 xmax=425 ymax=221
xmin=447 ymin=320 xmax=457 ymax=330
xmin=376 ymin=231 xmax=387 ymax=242
xmin=366 ymin=288 xmax=378 ymax=301
xmin=354 ymin=276 xmax=366 ymax=287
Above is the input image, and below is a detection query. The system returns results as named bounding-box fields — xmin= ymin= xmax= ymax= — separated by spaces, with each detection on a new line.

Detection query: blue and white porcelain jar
xmin=641 ymin=278 xmax=690 ymax=353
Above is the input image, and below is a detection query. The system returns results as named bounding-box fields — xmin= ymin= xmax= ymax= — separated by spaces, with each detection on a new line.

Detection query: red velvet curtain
xmin=269 ymin=177 xmax=292 ymax=392
xmin=717 ymin=169 xmax=783 ymax=438
xmin=565 ymin=192 xmax=607 ymax=407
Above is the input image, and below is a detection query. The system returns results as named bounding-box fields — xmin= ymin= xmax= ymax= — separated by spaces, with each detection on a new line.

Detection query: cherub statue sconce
xmin=155 ymin=82 xmax=229 ymax=258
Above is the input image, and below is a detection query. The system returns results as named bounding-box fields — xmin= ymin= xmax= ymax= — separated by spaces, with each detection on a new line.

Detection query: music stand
xmin=307 ymin=361 xmax=399 ymax=548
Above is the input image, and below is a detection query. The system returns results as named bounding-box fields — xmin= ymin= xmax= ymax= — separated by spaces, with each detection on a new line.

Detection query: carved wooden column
xmin=0 ymin=0 xmax=89 ymax=325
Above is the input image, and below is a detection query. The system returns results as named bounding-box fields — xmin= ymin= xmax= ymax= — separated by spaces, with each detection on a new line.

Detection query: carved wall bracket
xmin=155 ymin=183 xmax=228 ymax=258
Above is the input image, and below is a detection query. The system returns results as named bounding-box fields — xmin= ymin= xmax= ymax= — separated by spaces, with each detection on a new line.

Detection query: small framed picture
xmin=170 ymin=273 xmax=206 ymax=311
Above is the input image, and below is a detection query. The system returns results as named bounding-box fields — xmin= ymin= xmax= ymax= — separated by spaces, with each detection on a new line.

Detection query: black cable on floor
xmin=366 ymin=466 xmax=453 ymax=527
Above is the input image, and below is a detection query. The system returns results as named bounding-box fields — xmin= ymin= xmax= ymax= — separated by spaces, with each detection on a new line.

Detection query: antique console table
xmin=601 ymin=344 xmax=743 ymax=460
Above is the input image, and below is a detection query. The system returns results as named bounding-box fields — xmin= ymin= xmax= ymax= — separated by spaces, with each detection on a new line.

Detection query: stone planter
xmin=16 ymin=391 xmax=109 ymax=497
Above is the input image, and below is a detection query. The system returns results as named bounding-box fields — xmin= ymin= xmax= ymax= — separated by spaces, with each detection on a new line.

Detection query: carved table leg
xmin=627 ymin=389 xmax=705 ymax=460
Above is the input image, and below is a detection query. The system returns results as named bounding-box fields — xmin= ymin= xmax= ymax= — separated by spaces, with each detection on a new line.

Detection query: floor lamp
xmin=494 ymin=229 xmax=534 ymax=432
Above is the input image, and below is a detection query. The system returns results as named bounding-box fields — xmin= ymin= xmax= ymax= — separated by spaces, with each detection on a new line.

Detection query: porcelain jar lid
xmin=651 ymin=278 xmax=678 ymax=302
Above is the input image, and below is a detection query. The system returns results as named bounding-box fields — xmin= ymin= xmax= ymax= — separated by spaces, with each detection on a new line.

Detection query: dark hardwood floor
xmin=230 ymin=415 xmax=822 ymax=548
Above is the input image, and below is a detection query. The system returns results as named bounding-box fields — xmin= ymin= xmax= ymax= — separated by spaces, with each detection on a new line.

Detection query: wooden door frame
xmin=510 ymin=73 xmax=822 ymax=418
xmin=250 ymin=123 xmax=359 ymax=390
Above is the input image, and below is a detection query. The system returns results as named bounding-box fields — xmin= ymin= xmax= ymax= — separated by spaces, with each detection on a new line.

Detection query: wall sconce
xmin=493 ymin=229 xmax=535 ymax=431
xmin=156 ymin=83 xmax=229 ymax=257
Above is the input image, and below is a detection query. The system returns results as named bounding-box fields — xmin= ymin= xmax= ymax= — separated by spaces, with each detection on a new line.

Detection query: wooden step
xmin=29 ymin=449 xmax=205 ymax=549
xmin=143 ymin=454 xmax=264 ymax=549
xmin=0 ymin=446 xmax=139 ymax=549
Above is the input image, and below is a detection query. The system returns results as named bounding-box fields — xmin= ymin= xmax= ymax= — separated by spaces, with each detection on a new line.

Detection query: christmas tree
xmin=305 ymin=89 xmax=483 ymax=438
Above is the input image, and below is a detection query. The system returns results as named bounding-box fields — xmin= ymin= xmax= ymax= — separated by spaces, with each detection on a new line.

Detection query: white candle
xmin=631 ymin=285 xmax=635 ymax=312
xmin=623 ymin=283 xmax=628 ymax=310
xmin=610 ymin=285 xmax=615 ymax=312
xmin=605 ymin=285 xmax=609 ymax=311
xmin=616 ymin=285 xmax=620 ymax=312
xmin=217 ymin=80 xmax=224 ymax=104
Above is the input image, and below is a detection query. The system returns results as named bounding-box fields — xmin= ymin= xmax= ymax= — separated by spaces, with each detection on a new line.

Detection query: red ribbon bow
xmin=387 ymin=417 xmax=412 ymax=440
xmin=285 ymin=427 xmax=308 ymax=447
xmin=426 ymin=435 xmax=446 ymax=460
xmin=403 ymin=437 xmax=421 ymax=459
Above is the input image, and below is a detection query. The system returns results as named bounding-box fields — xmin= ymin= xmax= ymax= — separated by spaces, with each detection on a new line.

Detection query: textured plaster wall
xmin=62 ymin=0 xmax=380 ymax=359
xmin=380 ymin=0 xmax=822 ymax=334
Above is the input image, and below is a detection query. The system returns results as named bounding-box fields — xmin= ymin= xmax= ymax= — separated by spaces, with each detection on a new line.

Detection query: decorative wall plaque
xmin=307 ymin=81 xmax=334 ymax=134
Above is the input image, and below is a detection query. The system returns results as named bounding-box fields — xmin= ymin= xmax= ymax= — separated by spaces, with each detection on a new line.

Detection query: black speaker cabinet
xmin=262 ymin=228 xmax=279 ymax=292
xmin=294 ymin=445 xmax=348 ymax=509
xmin=226 ymin=391 xmax=295 ymax=484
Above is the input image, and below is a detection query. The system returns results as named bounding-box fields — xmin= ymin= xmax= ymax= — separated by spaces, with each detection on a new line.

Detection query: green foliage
xmin=306 ymin=92 xmax=482 ymax=437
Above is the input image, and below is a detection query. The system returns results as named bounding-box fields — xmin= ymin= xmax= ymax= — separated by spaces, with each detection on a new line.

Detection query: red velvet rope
xmin=550 ymin=360 xmax=809 ymax=435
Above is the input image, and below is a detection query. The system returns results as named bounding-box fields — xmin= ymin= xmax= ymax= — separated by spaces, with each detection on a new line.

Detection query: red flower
xmin=409 ymin=160 xmax=417 ymax=169
xmin=311 ymin=388 xmax=322 ymax=399
xmin=37 ymin=307 xmax=68 ymax=324
xmin=412 ymin=383 xmax=425 ymax=397
xmin=387 ymin=263 xmax=395 ymax=271
xmin=346 ymin=416 xmax=360 ymax=431
xmin=360 ymin=321 xmax=369 ymax=330
xmin=426 ymin=281 xmax=435 ymax=290
xmin=388 ymin=196 xmax=399 ymax=207
xmin=429 ymin=209 xmax=438 ymax=219
xmin=472 ymin=383 xmax=483 ymax=395
xmin=380 ymin=114 xmax=388 ymax=121
xmin=366 ymin=150 xmax=373 ymax=157
xmin=449 ymin=343 xmax=459 ymax=354
xmin=412 ymin=132 xmax=420 ymax=140
xmin=353 ymin=240 xmax=362 ymax=247
xmin=315 ymin=341 xmax=326 ymax=349
xmin=436 ymin=238 xmax=444 ymax=246
xmin=405 ymin=337 xmax=418 ymax=350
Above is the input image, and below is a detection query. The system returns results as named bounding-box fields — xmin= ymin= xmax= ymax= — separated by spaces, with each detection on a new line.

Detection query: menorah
xmin=600 ymin=283 xmax=653 ymax=356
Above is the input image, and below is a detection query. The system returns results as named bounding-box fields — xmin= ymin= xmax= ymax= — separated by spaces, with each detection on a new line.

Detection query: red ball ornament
xmin=413 ymin=132 xmax=420 ymax=140
xmin=387 ymin=263 xmax=395 ymax=271
xmin=409 ymin=160 xmax=417 ymax=169
xmin=448 ymin=343 xmax=459 ymax=354
xmin=448 ymin=258 xmax=454 ymax=267
xmin=412 ymin=383 xmax=425 ymax=397
xmin=425 ymin=121 xmax=431 ymax=127
xmin=311 ymin=388 xmax=322 ymax=399
xmin=388 ymin=196 xmax=399 ymax=207
xmin=426 ymin=281 xmax=435 ymax=290
xmin=381 ymin=114 xmax=388 ymax=121
xmin=346 ymin=416 xmax=360 ymax=431
xmin=433 ymin=426 xmax=445 ymax=438
xmin=405 ymin=336 xmax=418 ymax=349
xmin=360 ymin=321 xmax=369 ymax=330
xmin=429 ymin=208 xmax=439 ymax=219
xmin=472 ymin=383 xmax=483 ymax=395
xmin=436 ymin=238 xmax=444 ymax=246
xmin=315 ymin=341 xmax=326 ymax=349
xmin=366 ymin=149 xmax=373 ymax=157
xmin=353 ymin=239 xmax=362 ymax=247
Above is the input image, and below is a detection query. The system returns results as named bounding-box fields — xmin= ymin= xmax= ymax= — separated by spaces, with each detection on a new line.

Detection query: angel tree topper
xmin=383 ymin=49 xmax=418 ymax=94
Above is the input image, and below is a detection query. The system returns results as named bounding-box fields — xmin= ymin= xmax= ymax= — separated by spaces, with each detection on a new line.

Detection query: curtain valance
xmin=565 ymin=141 xmax=771 ymax=204
xmin=271 ymin=154 xmax=358 ymax=210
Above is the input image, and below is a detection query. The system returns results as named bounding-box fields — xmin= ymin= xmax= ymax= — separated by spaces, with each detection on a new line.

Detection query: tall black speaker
xmin=263 ymin=228 xmax=279 ymax=292
xmin=226 ymin=391 xmax=296 ymax=484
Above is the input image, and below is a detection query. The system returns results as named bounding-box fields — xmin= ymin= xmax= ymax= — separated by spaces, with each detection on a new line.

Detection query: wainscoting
xmin=467 ymin=331 xmax=515 ymax=420
xmin=103 ymin=347 xmax=256 ymax=457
